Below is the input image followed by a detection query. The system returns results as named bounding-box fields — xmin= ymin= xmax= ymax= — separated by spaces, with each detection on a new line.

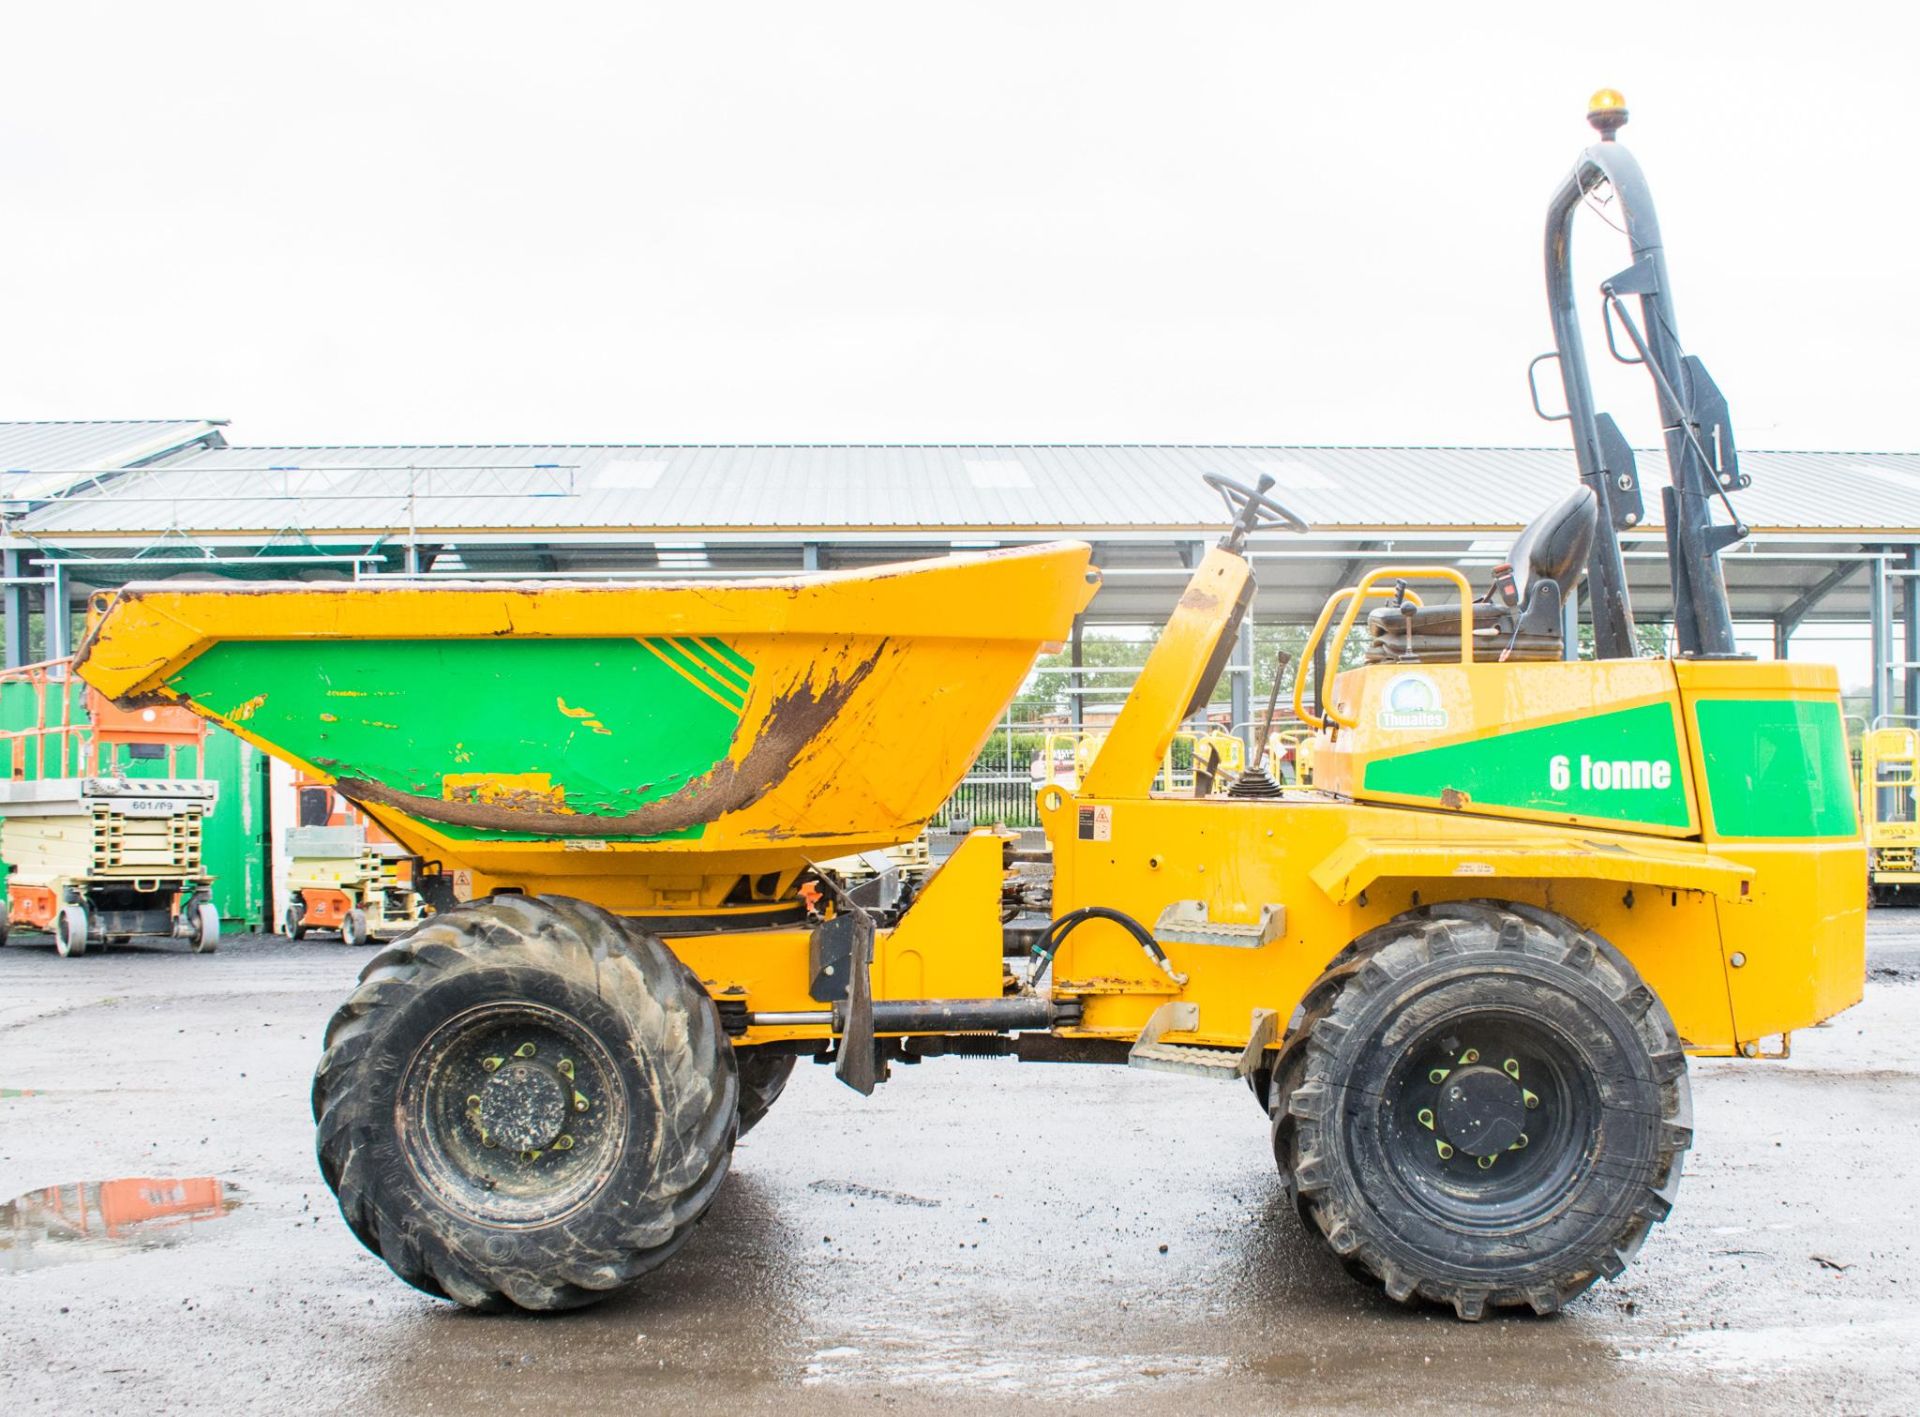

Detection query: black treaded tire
xmin=734 ymin=1050 xmax=797 ymax=1138
xmin=1271 ymin=900 xmax=1691 ymax=1321
xmin=311 ymin=893 xmax=738 ymax=1312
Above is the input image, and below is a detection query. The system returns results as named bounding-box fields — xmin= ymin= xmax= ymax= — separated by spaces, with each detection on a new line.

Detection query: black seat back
xmin=1362 ymin=487 xmax=1600 ymax=664
xmin=1510 ymin=486 xmax=1598 ymax=604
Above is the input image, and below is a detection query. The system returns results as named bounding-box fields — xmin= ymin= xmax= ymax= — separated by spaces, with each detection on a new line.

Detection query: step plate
xmin=1128 ymin=1042 xmax=1248 ymax=1078
xmin=1152 ymin=900 xmax=1284 ymax=949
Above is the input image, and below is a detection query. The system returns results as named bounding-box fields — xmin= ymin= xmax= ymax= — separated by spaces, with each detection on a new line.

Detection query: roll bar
xmin=1295 ymin=568 xmax=1473 ymax=729
xmin=1539 ymin=91 xmax=1749 ymax=660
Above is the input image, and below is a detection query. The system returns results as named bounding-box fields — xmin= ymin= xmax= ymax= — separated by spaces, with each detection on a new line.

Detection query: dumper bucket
xmin=74 ymin=543 xmax=1098 ymax=902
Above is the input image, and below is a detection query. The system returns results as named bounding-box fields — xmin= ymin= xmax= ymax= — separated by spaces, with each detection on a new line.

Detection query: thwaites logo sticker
xmin=1077 ymin=804 xmax=1112 ymax=842
xmin=1377 ymin=672 xmax=1448 ymax=731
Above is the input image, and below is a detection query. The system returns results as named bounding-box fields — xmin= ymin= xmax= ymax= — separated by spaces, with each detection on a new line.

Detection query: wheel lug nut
xmin=514 ymin=1042 xmax=537 ymax=1059
xmin=1435 ymin=1140 xmax=1454 ymax=1160
xmin=1510 ymin=1133 xmax=1529 ymax=1151
xmin=1523 ymin=1089 xmax=1540 ymax=1110
xmin=574 ymin=1092 xmax=590 ymax=1113
xmin=1477 ymin=1155 xmax=1496 ymax=1170
xmin=1428 ymin=1068 xmax=1450 ymax=1084
xmin=1503 ymin=1058 xmax=1520 ymax=1079
xmin=553 ymin=1135 xmax=574 ymax=1152
xmin=1459 ymin=1048 xmax=1479 ymax=1065
xmin=1417 ymin=1108 xmax=1435 ymax=1131
xmin=482 ymin=1056 xmax=503 ymax=1073
xmin=558 ymin=1059 xmax=575 ymax=1080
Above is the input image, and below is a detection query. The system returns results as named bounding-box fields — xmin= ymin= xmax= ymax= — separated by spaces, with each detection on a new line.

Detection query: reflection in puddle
xmin=801 ymin=1325 xmax=1230 ymax=1397
xmin=1 ymin=1177 xmax=243 ymax=1275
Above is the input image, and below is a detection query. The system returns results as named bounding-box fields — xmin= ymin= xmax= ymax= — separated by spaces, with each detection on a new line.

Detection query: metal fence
xmin=940 ymin=773 xmax=1044 ymax=830
xmin=935 ymin=714 xmax=1322 ymax=831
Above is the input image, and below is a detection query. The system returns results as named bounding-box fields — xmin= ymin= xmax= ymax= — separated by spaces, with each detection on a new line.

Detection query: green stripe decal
xmin=1363 ymin=701 xmax=1691 ymax=828
xmin=1694 ymin=697 xmax=1858 ymax=839
xmin=170 ymin=637 xmax=754 ymax=842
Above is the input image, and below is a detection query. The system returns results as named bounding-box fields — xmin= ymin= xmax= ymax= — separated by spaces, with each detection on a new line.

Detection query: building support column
xmin=1871 ymin=548 xmax=1890 ymax=725
xmin=41 ymin=562 xmax=67 ymax=662
xmin=1904 ymin=546 xmax=1919 ymax=717
xmin=1069 ymin=614 xmax=1084 ymax=732
xmin=1772 ymin=617 xmax=1790 ymax=661
xmin=1230 ymin=614 xmax=1253 ymax=749
xmin=2 ymin=549 xmax=29 ymax=668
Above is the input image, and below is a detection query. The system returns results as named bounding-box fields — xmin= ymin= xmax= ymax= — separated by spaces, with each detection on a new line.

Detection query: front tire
xmin=190 ymin=900 xmax=220 ymax=954
xmin=55 ymin=903 xmax=88 ymax=958
xmin=311 ymin=894 xmax=737 ymax=1312
xmin=1272 ymin=901 xmax=1691 ymax=1320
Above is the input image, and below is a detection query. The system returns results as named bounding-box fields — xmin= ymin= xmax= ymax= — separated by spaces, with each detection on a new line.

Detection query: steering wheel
xmin=1203 ymin=471 xmax=1311 ymax=550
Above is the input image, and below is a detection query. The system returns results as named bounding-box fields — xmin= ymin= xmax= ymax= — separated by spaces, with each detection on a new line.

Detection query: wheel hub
xmin=1435 ymin=1064 xmax=1526 ymax=1157
xmin=478 ymin=1061 xmax=569 ymax=1152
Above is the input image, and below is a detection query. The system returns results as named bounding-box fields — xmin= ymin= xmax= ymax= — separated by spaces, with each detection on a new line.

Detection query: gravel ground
xmin=1 ymin=915 xmax=1916 ymax=1414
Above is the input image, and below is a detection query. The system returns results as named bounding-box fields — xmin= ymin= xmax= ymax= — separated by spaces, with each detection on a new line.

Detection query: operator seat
xmin=1366 ymin=486 xmax=1598 ymax=664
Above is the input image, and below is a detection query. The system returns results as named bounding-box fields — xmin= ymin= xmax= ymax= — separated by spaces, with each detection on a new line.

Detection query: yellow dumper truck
xmin=72 ymin=94 xmax=1863 ymax=1320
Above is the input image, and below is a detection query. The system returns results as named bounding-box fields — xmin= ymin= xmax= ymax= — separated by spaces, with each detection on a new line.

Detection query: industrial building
xmin=4 ymin=422 xmax=1916 ymax=697
xmin=1 ymin=419 xmax=1914 ymax=929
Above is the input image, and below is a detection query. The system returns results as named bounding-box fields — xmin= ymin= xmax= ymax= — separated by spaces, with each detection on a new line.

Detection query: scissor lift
xmin=0 ymin=661 xmax=220 ymax=956
xmin=1861 ymin=723 xmax=1920 ymax=901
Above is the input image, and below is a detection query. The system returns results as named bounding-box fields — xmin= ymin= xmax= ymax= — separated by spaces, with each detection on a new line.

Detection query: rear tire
xmin=312 ymin=894 xmax=737 ymax=1312
xmin=341 ymin=907 xmax=370 ymax=948
xmin=734 ymin=1050 xmax=797 ymax=1137
xmin=285 ymin=903 xmax=308 ymax=941
xmin=1272 ymin=900 xmax=1690 ymax=1320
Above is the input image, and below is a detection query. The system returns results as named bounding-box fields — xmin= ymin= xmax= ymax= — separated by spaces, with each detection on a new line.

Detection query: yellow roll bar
xmin=1295 ymin=567 xmax=1476 ymax=729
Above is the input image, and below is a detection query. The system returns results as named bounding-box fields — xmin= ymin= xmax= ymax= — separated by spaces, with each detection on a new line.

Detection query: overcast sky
xmin=1 ymin=2 xmax=1911 ymax=454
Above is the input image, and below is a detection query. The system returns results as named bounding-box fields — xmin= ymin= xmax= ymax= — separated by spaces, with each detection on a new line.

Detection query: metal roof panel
xmin=14 ymin=441 xmax=1920 ymax=538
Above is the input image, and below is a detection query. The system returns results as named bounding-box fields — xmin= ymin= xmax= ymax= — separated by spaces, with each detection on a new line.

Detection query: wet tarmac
xmin=1 ymin=920 xmax=1917 ymax=1414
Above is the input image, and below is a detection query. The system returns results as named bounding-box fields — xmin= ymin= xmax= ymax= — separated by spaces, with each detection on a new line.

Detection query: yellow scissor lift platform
xmin=1860 ymin=723 xmax=1920 ymax=899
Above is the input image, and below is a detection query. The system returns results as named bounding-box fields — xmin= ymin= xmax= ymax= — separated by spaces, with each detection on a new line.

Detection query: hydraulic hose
xmin=1030 ymin=905 xmax=1187 ymax=988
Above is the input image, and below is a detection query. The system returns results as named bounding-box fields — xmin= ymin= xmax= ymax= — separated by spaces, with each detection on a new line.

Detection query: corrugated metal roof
xmin=15 ymin=442 xmax=1920 ymax=538
xmin=0 ymin=420 xmax=229 ymax=500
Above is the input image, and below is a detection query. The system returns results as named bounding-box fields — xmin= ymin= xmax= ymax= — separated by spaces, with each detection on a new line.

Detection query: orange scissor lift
xmin=0 ymin=660 xmax=221 ymax=956
xmin=283 ymin=775 xmax=433 ymax=946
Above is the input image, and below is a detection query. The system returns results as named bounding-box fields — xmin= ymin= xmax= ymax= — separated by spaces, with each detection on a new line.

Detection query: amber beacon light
xmin=1586 ymin=87 xmax=1628 ymax=139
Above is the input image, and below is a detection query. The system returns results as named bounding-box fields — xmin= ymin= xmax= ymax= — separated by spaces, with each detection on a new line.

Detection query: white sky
xmin=2 ymin=1 xmax=1913 ymax=453
xmin=0 ymin=3 xmax=1908 ymax=685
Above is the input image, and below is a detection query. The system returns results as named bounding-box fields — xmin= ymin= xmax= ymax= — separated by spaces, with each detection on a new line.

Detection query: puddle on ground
xmin=1 ymin=1177 xmax=243 ymax=1275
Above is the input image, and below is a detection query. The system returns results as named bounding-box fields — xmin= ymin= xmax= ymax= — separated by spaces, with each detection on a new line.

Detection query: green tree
xmin=1012 ymin=629 xmax=1159 ymax=722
